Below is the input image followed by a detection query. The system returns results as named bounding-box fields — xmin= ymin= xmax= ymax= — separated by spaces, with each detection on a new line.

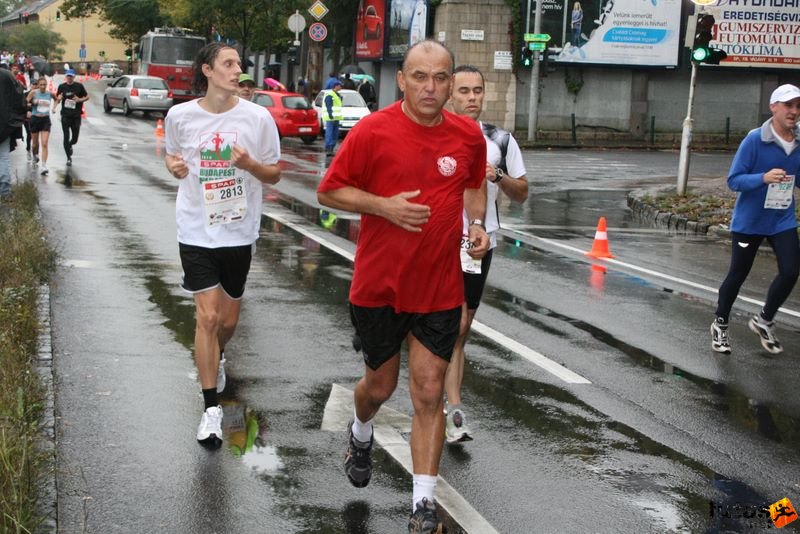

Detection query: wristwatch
xmin=469 ymin=219 xmax=485 ymax=229
xmin=492 ymin=168 xmax=505 ymax=183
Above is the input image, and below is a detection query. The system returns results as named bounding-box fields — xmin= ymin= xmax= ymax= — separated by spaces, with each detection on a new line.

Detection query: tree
xmin=60 ymin=0 xmax=167 ymax=46
xmin=4 ymin=24 xmax=66 ymax=59
xmin=316 ymin=0 xmax=360 ymax=73
xmin=0 ymin=0 xmax=25 ymax=16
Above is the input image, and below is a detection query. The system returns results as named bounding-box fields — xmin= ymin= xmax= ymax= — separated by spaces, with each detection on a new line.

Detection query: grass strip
xmin=0 ymin=182 xmax=56 ymax=533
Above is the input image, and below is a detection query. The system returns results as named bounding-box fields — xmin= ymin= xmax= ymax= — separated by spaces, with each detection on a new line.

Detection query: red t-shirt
xmin=318 ymin=101 xmax=486 ymax=313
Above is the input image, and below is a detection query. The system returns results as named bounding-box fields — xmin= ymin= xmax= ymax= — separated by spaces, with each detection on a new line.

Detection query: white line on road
xmin=321 ymin=384 xmax=499 ymax=534
xmin=264 ymin=209 xmax=590 ymax=384
xmin=502 ymin=225 xmax=800 ymax=320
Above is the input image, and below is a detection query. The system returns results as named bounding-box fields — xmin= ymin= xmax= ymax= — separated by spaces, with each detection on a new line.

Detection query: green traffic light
xmin=692 ymin=47 xmax=710 ymax=62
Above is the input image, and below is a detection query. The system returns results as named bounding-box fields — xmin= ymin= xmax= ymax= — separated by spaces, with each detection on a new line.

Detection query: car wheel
xmin=103 ymin=96 xmax=111 ymax=113
xmin=123 ymin=99 xmax=132 ymax=116
xmin=301 ymin=136 xmax=316 ymax=145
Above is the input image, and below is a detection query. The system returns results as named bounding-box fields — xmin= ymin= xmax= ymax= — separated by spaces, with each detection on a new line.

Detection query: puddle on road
xmin=481 ymin=281 xmax=800 ymax=452
xmin=463 ymin=341 xmax=782 ymax=532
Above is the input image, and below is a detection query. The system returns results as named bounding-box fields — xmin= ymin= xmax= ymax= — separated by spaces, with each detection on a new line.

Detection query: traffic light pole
xmin=527 ymin=0 xmax=542 ymax=142
xmin=677 ymin=61 xmax=698 ymax=196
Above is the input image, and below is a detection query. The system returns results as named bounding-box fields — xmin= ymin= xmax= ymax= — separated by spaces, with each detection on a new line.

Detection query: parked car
xmin=361 ymin=4 xmax=382 ymax=40
xmin=103 ymin=75 xmax=173 ymax=116
xmin=98 ymin=63 xmax=123 ymax=78
xmin=252 ymin=90 xmax=320 ymax=144
xmin=312 ymin=89 xmax=371 ymax=136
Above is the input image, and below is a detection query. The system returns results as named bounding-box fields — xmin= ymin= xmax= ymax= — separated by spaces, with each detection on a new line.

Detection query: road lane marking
xmin=322 ymin=384 xmax=500 ymax=534
xmin=263 ymin=209 xmax=590 ymax=384
xmin=264 ymin=210 xmax=354 ymax=261
xmin=502 ymin=225 xmax=800 ymax=320
xmin=470 ymin=322 xmax=591 ymax=384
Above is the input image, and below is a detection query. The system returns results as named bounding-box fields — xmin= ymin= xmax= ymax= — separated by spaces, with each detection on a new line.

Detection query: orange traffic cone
xmin=154 ymin=119 xmax=165 ymax=137
xmin=585 ymin=216 xmax=615 ymax=259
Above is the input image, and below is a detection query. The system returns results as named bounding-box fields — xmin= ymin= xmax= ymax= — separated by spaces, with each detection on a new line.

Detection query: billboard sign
xmin=701 ymin=2 xmax=800 ymax=69
xmin=543 ymin=0 xmax=682 ymax=67
xmin=355 ymin=0 xmax=386 ymax=60
xmin=387 ymin=0 xmax=428 ymax=59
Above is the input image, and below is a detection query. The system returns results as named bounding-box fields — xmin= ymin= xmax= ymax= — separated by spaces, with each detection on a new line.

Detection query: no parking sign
xmin=309 ymin=22 xmax=327 ymax=42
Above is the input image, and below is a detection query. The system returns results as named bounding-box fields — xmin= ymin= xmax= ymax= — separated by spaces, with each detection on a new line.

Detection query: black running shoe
xmin=408 ymin=498 xmax=444 ymax=534
xmin=344 ymin=419 xmax=372 ymax=488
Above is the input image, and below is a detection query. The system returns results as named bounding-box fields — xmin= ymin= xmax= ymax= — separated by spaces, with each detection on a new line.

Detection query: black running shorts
xmin=463 ymin=248 xmax=494 ymax=310
xmin=29 ymin=116 xmax=51 ymax=133
xmin=179 ymin=242 xmax=253 ymax=299
xmin=349 ymin=304 xmax=462 ymax=370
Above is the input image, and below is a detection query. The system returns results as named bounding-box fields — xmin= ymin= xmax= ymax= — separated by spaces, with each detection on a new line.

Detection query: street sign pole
xmin=527 ymin=0 xmax=542 ymax=142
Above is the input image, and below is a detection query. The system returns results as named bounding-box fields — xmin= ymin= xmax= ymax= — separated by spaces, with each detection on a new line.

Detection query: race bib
xmin=64 ymin=99 xmax=76 ymax=109
xmin=36 ymin=99 xmax=49 ymax=114
xmin=460 ymin=234 xmax=481 ymax=274
xmin=203 ymin=177 xmax=247 ymax=227
xmin=764 ymin=175 xmax=795 ymax=209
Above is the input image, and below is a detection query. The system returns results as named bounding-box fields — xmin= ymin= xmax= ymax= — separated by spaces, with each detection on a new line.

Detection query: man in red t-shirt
xmin=317 ymin=39 xmax=489 ymax=531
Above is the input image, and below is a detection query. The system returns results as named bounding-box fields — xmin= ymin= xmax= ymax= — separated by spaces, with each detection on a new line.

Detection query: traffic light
xmin=56 ymin=10 xmax=61 ymax=21
xmin=692 ymin=13 xmax=727 ymax=64
xmin=287 ymin=46 xmax=298 ymax=64
xmin=124 ymin=47 xmax=132 ymax=60
xmin=521 ymin=46 xmax=533 ymax=68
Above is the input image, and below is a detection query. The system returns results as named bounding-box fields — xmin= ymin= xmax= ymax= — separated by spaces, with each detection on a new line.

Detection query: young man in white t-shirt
xmin=165 ymin=42 xmax=281 ymax=447
xmin=445 ymin=65 xmax=529 ymax=443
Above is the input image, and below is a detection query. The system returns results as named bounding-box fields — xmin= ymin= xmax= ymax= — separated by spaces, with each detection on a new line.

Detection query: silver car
xmin=98 ymin=62 xmax=123 ymax=77
xmin=103 ymin=75 xmax=173 ymax=116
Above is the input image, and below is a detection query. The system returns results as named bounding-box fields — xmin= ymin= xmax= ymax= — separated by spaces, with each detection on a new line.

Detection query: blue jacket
xmin=728 ymin=119 xmax=800 ymax=235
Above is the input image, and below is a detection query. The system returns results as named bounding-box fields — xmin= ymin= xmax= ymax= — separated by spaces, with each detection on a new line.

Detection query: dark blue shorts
xmin=349 ymin=304 xmax=462 ymax=370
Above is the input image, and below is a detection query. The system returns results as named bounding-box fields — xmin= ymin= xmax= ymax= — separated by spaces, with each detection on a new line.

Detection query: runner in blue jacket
xmin=711 ymin=84 xmax=800 ymax=355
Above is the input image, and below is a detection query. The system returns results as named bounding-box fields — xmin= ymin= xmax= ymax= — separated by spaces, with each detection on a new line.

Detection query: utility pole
xmin=676 ymin=61 xmax=697 ymax=196
xmin=527 ymin=0 xmax=542 ymax=141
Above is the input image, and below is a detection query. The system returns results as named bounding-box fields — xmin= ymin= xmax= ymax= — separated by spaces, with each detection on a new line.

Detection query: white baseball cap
xmin=770 ymin=84 xmax=800 ymax=104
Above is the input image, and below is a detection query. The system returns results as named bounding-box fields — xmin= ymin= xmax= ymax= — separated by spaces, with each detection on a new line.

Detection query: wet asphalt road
xmin=13 ymin=79 xmax=800 ymax=533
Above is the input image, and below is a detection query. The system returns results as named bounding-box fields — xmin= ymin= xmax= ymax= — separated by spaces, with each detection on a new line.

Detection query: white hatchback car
xmin=98 ymin=63 xmax=123 ymax=77
xmin=313 ymin=89 xmax=371 ymax=135
xmin=103 ymin=75 xmax=173 ymax=116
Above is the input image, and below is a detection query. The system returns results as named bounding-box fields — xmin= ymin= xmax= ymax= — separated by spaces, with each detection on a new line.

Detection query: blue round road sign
xmin=309 ymin=22 xmax=327 ymax=42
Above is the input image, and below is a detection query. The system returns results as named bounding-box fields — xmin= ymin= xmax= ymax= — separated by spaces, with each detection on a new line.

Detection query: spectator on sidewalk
xmin=710 ymin=84 xmax=800 ymax=355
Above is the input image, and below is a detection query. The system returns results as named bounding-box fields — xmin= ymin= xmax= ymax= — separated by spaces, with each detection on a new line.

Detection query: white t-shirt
xmin=165 ymin=98 xmax=281 ymax=248
xmin=462 ymin=123 xmax=527 ymax=249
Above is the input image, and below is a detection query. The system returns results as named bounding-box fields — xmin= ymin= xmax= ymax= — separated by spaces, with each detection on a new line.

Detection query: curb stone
xmin=627 ymin=186 xmax=721 ymax=236
xmin=36 ymin=283 xmax=57 ymax=534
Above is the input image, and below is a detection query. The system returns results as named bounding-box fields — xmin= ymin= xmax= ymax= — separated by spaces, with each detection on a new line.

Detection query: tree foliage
xmin=1 ymin=24 xmax=66 ymax=59
xmin=0 ymin=0 xmax=25 ymax=16
xmin=61 ymin=0 xmax=166 ymax=45
xmin=320 ymin=0 xmax=361 ymax=71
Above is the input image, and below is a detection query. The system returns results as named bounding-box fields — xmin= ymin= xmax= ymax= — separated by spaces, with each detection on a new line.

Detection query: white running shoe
xmin=40 ymin=165 xmax=48 ymax=176
xmin=710 ymin=319 xmax=731 ymax=354
xmin=445 ymin=406 xmax=473 ymax=444
xmin=216 ymin=354 xmax=226 ymax=393
xmin=748 ymin=315 xmax=783 ymax=354
xmin=196 ymin=405 xmax=223 ymax=443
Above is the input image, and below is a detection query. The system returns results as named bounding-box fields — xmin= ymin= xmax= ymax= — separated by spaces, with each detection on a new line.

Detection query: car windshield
xmin=282 ymin=96 xmax=311 ymax=110
xmin=134 ymin=79 xmax=168 ymax=90
xmin=102 ymin=63 xmax=117 ymax=69
xmin=151 ymin=36 xmax=205 ymax=65
xmin=341 ymin=92 xmax=367 ymax=107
